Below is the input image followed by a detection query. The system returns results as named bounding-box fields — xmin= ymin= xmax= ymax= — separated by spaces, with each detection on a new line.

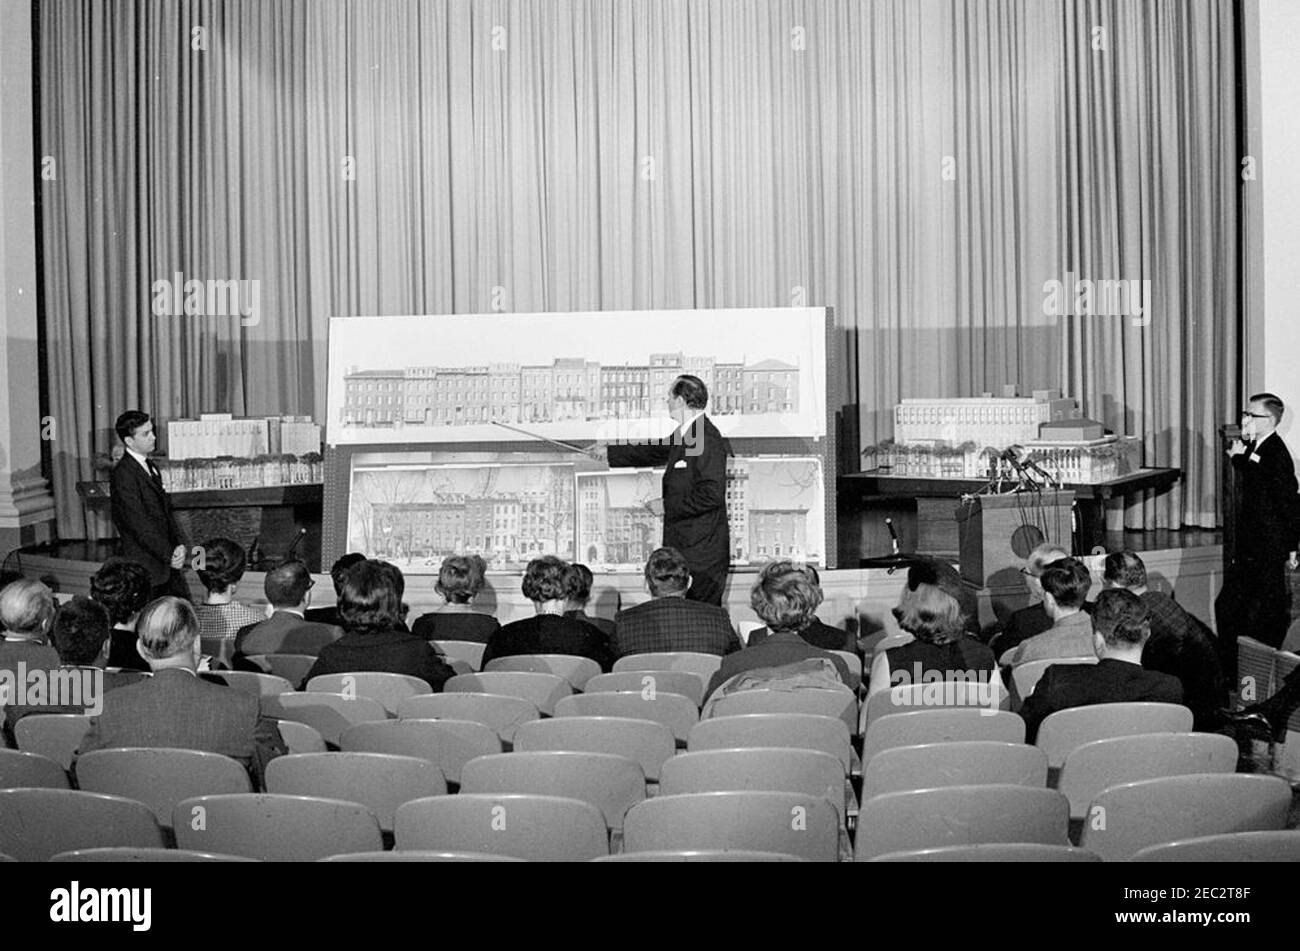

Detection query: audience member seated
xmin=867 ymin=562 xmax=1000 ymax=697
xmin=233 ymin=561 xmax=342 ymax=666
xmin=1102 ymin=550 xmax=1226 ymax=730
xmin=76 ymin=597 xmax=287 ymax=788
xmin=744 ymin=564 xmax=852 ymax=651
xmin=0 ymin=578 xmax=60 ymax=675
xmin=193 ymin=537 xmax=266 ymax=643
xmin=91 ymin=558 xmax=157 ymax=672
xmin=705 ymin=561 xmax=852 ymax=700
xmin=1019 ymin=588 xmax=1184 ymax=743
xmin=4 ymin=597 xmax=146 ymax=744
xmin=989 ymin=543 xmax=1069 ymax=655
xmin=999 ymin=558 xmax=1094 ymax=666
xmin=481 ymin=557 xmax=614 ymax=671
xmin=305 ymin=551 xmax=367 ymax=628
xmin=613 ymin=548 xmax=739 ymax=658
xmin=562 ymin=562 xmax=616 ymax=639
xmin=303 ymin=560 xmax=456 ymax=691
xmin=410 ymin=554 xmax=500 ymax=643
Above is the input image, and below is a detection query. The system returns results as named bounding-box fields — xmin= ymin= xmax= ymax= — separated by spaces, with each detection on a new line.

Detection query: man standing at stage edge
xmin=1215 ymin=392 xmax=1300 ymax=681
xmin=603 ymin=375 xmax=732 ymax=605
xmin=110 ymin=410 xmax=190 ymax=601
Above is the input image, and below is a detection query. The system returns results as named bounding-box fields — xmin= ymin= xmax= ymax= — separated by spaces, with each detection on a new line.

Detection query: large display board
xmin=323 ymin=308 xmax=837 ymax=570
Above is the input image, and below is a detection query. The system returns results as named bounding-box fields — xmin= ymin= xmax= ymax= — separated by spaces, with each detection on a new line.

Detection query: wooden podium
xmin=955 ymin=489 xmax=1075 ymax=589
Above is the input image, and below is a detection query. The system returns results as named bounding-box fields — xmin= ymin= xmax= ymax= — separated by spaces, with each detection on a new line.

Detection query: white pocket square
xmin=673 ymin=460 xmax=688 ymax=469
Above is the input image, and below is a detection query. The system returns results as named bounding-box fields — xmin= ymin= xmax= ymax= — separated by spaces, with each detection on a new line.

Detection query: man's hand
xmin=171 ymin=544 xmax=187 ymax=569
xmin=647 ymin=498 xmax=665 ymax=517
xmin=1228 ymin=439 xmax=1248 ymax=457
xmin=1288 ymin=551 xmax=1298 ymax=571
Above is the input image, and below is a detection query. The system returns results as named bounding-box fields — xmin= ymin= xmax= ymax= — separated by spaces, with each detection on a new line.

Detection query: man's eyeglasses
xmin=1241 ymin=411 xmax=1271 ymax=420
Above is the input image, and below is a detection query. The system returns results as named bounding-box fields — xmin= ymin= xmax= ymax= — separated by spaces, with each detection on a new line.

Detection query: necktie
xmin=147 ymin=459 xmax=162 ymax=484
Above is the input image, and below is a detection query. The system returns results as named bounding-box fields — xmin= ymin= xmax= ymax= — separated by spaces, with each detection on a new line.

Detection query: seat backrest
xmin=265 ymin=752 xmax=446 ymax=832
xmin=444 ymin=672 xmax=572 ymax=716
xmin=861 ymin=709 xmax=1025 ymax=767
xmin=623 ymin=791 xmax=839 ymax=863
xmin=854 ymin=785 xmax=1069 ymax=861
xmin=658 ymin=748 xmax=845 ymax=824
xmin=688 ymin=714 xmax=851 ymax=773
xmin=1036 ymin=702 xmax=1194 ymax=768
xmin=0 ymin=748 xmax=69 ymax=790
xmin=276 ymin=719 xmax=327 ymax=754
xmin=305 ymin=672 xmax=431 ymax=715
xmin=870 ymin=632 xmax=915 ymax=658
xmin=868 ymin=844 xmax=1101 ymax=863
xmin=707 ymin=688 xmax=857 ymax=736
xmin=174 ymin=793 xmax=383 ymax=861
xmin=340 ymin=718 xmax=501 ymax=784
xmin=1274 ymin=650 xmax=1300 ymax=732
xmin=1011 ymin=657 xmax=1097 ymax=702
xmin=1058 ymin=731 xmax=1239 ymax=819
xmin=259 ymin=692 xmax=389 ymax=746
xmin=215 ymin=671 xmax=295 ymax=697
xmin=76 ymin=748 xmax=253 ymax=827
xmin=460 ymin=751 xmax=645 ymax=831
xmin=513 ymin=716 xmax=676 ymax=782
xmin=432 ymin=640 xmax=487 ymax=671
xmin=612 ymin=651 xmax=722 ymax=684
xmin=861 ymin=741 xmax=1048 ymax=802
xmin=0 ymin=788 xmax=165 ymax=861
xmin=863 ymin=681 xmax=1006 ymax=732
xmin=555 ymin=691 xmax=698 ymax=743
xmin=1130 ymin=831 xmax=1300 ymax=863
xmin=397 ymin=692 xmax=540 ymax=743
xmin=1078 ymin=774 xmax=1292 ymax=862
xmin=200 ymin=634 xmax=237 ymax=670
xmin=244 ymin=653 xmax=316 ymax=686
xmin=1235 ymin=637 xmax=1277 ymax=700
xmin=584 ymin=671 xmax=704 ymax=707
xmin=320 ymin=850 xmax=526 ymax=862
xmin=483 ymin=655 xmax=602 ymax=690
xmin=591 ymin=850 xmax=806 ymax=862
xmin=394 ymin=793 xmax=609 ymax=860
xmin=51 ymin=847 xmax=257 ymax=862
xmin=13 ymin=714 xmax=92 ymax=771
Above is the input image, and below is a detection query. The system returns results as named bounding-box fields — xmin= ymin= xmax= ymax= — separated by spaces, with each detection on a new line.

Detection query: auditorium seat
xmin=444 ymin=671 xmax=571 ymax=716
xmin=862 ymin=682 xmax=1007 ymax=734
xmin=860 ymin=741 xmax=1048 ymax=802
xmin=0 ymin=789 xmax=165 ymax=861
xmin=0 ymin=748 xmax=70 ymax=790
xmin=1235 ymin=637 xmax=1277 ymax=703
xmin=484 ymin=654 xmax=602 ymax=690
xmin=0 ymin=854 xmax=13 ymax=862
xmin=1036 ymin=702 xmax=1193 ymax=768
xmin=854 ymin=786 xmax=1069 ymax=862
xmin=1011 ymin=657 xmax=1098 ymax=705
xmin=869 ymin=632 xmax=915 ymax=658
xmin=623 ymin=791 xmax=839 ymax=863
xmin=1057 ymin=732 xmax=1239 ymax=819
xmin=244 ymin=653 xmax=317 ymax=686
xmin=860 ymin=709 xmax=1025 ymax=768
xmin=460 ymin=751 xmax=645 ymax=832
xmin=76 ymin=748 xmax=253 ymax=827
xmin=214 ymin=671 xmax=295 ymax=697
xmin=13 ymin=713 xmax=92 ymax=771
xmin=397 ymin=692 xmax=540 ymax=744
xmin=51 ymin=847 xmax=258 ymax=862
xmin=868 ymin=844 xmax=1101 ymax=863
xmin=174 ymin=794 xmax=383 ymax=861
xmin=584 ymin=670 xmax=705 ymax=707
xmin=260 ymin=692 xmax=389 ymax=747
xmin=707 ymin=688 xmax=857 ymax=736
xmin=305 ymin=672 xmax=432 ymax=715
xmin=276 ymin=720 xmax=327 ymax=754
xmin=1130 ymin=831 xmax=1300 ymax=863
xmin=321 ymin=850 xmax=526 ymax=862
xmin=555 ymin=691 xmax=698 ymax=744
xmin=1078 ymin=774 xmax=1292 ymax=862
xmin=266 ymin=752 xmax=445 ymax=833
xmin=340 ymin=718 xmax=500 ymax=785
xmin=1274 ymin=650 xmax=1300 ymax=733
xmin=688 ymin=714 xmax=851 ymax=775
xmin=432 ymin=640 xmax=487 ymax=672
xmin=659 ymin=748 xmax=845 ymax=826
xmin=513 ymin=716 xmax=676 ymax=783
xmin=200 ymin=634 xmax=237 ymax=670
xmin=394 ymin=793 xmax=609 ymax=861
xmin=592 ymin=850 xmax=807 ymax=862
xmin=612 ymin=651 xmax=722 ymax=687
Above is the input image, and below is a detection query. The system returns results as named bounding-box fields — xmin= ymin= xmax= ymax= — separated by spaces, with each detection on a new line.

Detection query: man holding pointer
xmin=111 ymin=410 xmax=190 ymax=600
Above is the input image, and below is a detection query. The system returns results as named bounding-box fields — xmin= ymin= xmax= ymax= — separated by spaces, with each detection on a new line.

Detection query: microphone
xmin=1021 ymin=456 xmax=1060 ymax=488
xmin=283 ymin=527 xmax=308 ymax=564
xmin=884 ymin=517 xmax=900 ymax=554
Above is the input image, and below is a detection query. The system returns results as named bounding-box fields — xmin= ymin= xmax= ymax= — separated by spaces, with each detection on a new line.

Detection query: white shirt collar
xmin=1255 ymin=430 xmax=1274 ymax=449
xmin=126 ymin=447 xmax=152 ymax=472
xmin=678 ymin=410 xmax=705 ymax=436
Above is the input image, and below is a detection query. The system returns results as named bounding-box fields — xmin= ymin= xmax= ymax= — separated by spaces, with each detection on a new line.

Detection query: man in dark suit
xmin=233 ymin=561 xmax=342 ymax=667
xmin=110 ymin=410 xmax=189 ymax=601
xmin=76 ymin=596 xmax=286 ymax=788
xmin=1020 ymin=588 xmax=1183 ymax=743
xmin=989 ymin=544 xmax=1069 ymax=656
xmin=613 ymin=547 xmax=739 ymax=658
xmin=604 ymin=375 xmax=731 ymax=605
xmin=305 ymin=552 xmax=366 ymax=628
xmin=0 ymin=579 xmax=60 ymax=675
xmin=1216 ymin=393 xmax=1300 ymax=679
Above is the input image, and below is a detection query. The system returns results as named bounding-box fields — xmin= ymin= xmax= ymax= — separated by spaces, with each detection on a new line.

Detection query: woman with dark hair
xmin=90 ymin=557 xmax=155 ymax=671
xmin=193 ymin=538 xmax=266 ymax=659
xmin=411 ymin=554 xmax=500 ymax=643
xmin=481 ymin=556 xmax=613 ymax=671
xmin=561 ymin=563 xmax=615 ymax=639
xmin=302 ymin=559 xmax=455 ymax=691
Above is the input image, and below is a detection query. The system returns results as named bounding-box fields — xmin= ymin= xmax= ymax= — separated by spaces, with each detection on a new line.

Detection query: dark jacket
xmin=302 ymin=627 xmax=456 ymax=692
xmin=106 ymin=626 xmax=149 ymax=672
xmin=747 ymin=619 xmax=853 ymax=652
xmin=564 ymin=609 xmax=616 ymax=640
xmin=1230 ymin=431 xmax=1300 ymax=560
xmin=705 ymin=631 xmax=852 ymax=699
xmin=1019 ymin=657 xmax=1184 ymax=743
xmin=885 ymin=636 xmax=997 ymax=686
xmin=481 ymin=614 xmax=614 ymax=672
xmin=613 ymin=596 xmax=740 ymax=658
xmin=1138 ymin=591 xmax=1226 ymax=731
xmin=233 ymin=611 xmax=343 ymax=667
xmin=0 ymin=638 xmax=61 ymax=676
xmin=411 ymin=610 xmax=501 ymax=644
xmin=110 ymin=454 xmax=182 ymax=585
xmin=3 ymin=667 xmax=146 ymax=746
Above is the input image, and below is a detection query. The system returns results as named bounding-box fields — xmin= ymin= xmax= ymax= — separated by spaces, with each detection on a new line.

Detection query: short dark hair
xmin=195 ymin=538 xmax=247 ymax=593
xmin=437 ymin=554 xmax=487 ymax=604
xmin=137 ymin=596 xmax=200 ymax=660
xmin=1248 ymin=392 xmax=1284 ymax=424
xmin=521 ymin=556 xmax=568 ymax=603
xmin=1103 ymin=550 xmax=1147 ymax=590
xmin=264 ymin=561 xmax=313 ymax=608
xmin=90 ymin=558 xmax=153 ymax=625
xmin=337 ymin=559 xmax=404 ymax=636
xmin=1092 ymin=588 xmax=1150 ymax=647
xmin=51 ymin=597 xmax=112 ymax=666
xmin=1040 ymin=558 xmax=1091 ymax=609
xmin=114 ymin=410 xmax=151 ymax=443
xmin=645 ymin=547 xmax=690 ymax=597
xmin=670 ymin=375 xmax=708 ymax=409
xmin=330 ymin=552 xmax=367 ymax=596
xmin=750 ymin=561 xmax=822 ymax=633
xmin=563 ymin=563 xmax=594 ymax=605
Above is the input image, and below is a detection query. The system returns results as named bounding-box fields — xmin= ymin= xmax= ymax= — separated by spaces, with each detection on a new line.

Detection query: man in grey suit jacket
xmin=77 ymin=597 xmax=285 ymax=788
xmin=233 ymin=561 xmax=342 ymax=668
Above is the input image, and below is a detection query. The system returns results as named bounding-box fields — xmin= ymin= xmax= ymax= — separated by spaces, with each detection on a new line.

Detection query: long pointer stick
xmin=491 ymin=421 xmax=601 ymax=459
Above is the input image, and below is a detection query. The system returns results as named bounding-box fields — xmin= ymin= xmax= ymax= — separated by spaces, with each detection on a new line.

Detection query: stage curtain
xmin=38 ymin=0 xmax=1237 ymax=541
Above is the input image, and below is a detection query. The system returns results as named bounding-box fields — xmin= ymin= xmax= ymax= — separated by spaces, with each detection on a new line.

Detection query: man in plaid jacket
xmin=613 ymin=548 xmax=740 ymax=658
